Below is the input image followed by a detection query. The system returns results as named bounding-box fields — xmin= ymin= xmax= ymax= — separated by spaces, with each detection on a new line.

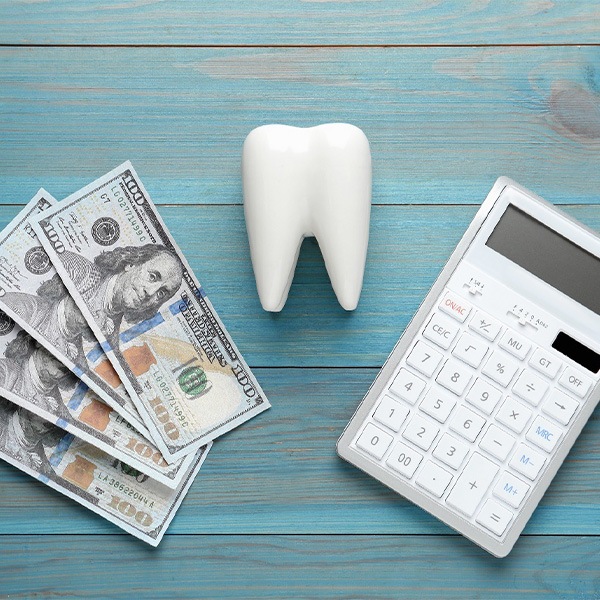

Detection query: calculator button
xmin=373 ymin=395 xmax=410 ymax=432
xmin=496 ymin=397 xmax=532 ymax=434
xmin=386 ymin=442 xmax=422 ymax=479
xmin=479 ymin=425 xmax=516 ymax=462
xmin=509 ymin=443 xmax=546 ymax=480
xmin=355 ymin=423 xmax=393 ymax=460
xmin=406 ymin=341 xmax=443 ymax=377
xmin=419 ymin=388 xmax=456 ymax=423
xmin=402 ymin=415 xmax=440 ymax=451
xmin=482 ymin=350 xmax=520 ymax=388
xmin=558 ymin=366 xmax=593 ymax=399
xmin=436 ymin=360 xmax=472 ymax=396
xmin=469 ymin=311 xmax=502 ymax=341
xmin=476 ymin=500 xmax=513 ymax=536
xmin=511 ymin=370 xmax=549 ymax=407
xmin=498 ymin=329 xmax=531 ymax=360
xmin=542 ymin=389 xmax=579 ymax=426
xmin=439 ymin=291 xmax=472 ymax=323
xmin=465 ymin=378 xmax=503 ymax=416
xmin=389 ymin=368 xmax=427 ymax=405
xmin=493 ymin=471 xmax=530 ymax=508
xmin=529 ymin=348 xmax=562 ymax=379
xmin=446 ymin=452 xmax=499 ymax=517
xmin=415 ymin=460 xmax=453 ymax=497
xmin=433 ymin=434 xmax=469 ymax=470
xmin=448 ymin=405 xmax=486 ymax=442
xmin=422 ymin=313 xmax=460 ymax=350
xmin=452 ymin=332 xmax=489 ymax=368
xmin=525 ymin=416 xmax=562 ymax=453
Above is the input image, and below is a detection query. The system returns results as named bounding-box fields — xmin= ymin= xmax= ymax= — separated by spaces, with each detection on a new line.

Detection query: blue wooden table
xmin=1 ymin=3 xmax=600 ymax=597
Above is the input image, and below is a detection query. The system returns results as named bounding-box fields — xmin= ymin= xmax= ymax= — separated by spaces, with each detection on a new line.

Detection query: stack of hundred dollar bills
xmin=0 ymin=162 xmax=269 ymax=545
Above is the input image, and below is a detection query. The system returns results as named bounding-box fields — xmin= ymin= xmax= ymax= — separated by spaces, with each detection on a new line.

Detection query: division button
xmin=512 ymin=370 xmax=549 ymax=407
xmin=415 ymin=460 xmax=453 ymax=497
xmin=355 ymin=423 xmax=394 ymax=460
xmin=476 ymin=499 xmax=513 ymax=536
xmin=446 ymin=452 xmax=499 ymax=517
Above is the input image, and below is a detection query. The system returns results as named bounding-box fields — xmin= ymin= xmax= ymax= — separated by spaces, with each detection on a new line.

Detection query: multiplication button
xmin=355 ymin=423 xmax=393 ymax=460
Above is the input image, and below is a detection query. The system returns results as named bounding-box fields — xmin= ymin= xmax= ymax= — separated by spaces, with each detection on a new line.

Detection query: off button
xmin=439 ymin=291 xmax=472 ymax=323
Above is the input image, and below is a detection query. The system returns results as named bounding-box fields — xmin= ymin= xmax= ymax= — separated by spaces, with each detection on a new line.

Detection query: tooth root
xmin=242 ymin=123 xmax=371 ymax=312
xmin=243 ymin=132 xmax=306 ymax=312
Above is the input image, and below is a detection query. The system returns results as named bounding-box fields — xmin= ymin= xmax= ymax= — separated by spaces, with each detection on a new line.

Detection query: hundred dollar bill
xmin=0 ymin=396 xmax=210 ymax=545
xmin=0 ymin=190 xmax=153 ymax=440
xmin=33 ymin=162 xmax=270 ymax=462
xmin=0 ymin=312 xmax=196 ymax=487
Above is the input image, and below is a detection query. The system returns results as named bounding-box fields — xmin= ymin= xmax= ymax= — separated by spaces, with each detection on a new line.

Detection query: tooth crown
xmin=242 ymin=123 xmax=372 ymax=312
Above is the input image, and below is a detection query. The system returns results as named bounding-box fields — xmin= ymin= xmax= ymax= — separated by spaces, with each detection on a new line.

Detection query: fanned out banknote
xmin=0 ymin=190 xmax=153 ymax=439
xmin=0 ymin=395 xmax=210 ymax=545
xmin=0 ymin=193 xmax=196 ymax=487
xmin=33 ymin=162 xmax=270 ymax=462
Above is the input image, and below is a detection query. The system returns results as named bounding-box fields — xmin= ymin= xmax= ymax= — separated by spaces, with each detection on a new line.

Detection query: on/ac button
xmin=439 ymin=291 xmax=472 ymax=323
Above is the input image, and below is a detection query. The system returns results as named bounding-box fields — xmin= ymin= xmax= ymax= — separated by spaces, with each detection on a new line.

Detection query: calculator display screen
xmin=486 ymin=205 xmax=600 ymax=315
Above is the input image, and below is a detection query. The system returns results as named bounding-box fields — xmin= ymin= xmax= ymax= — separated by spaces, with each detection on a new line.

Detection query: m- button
xmin=439 ymin=291 xmax=472 ymax=323
xmin=423 ymin=313 xmax=460 ymax=350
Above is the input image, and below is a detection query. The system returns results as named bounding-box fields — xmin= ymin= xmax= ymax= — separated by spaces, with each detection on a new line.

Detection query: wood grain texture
xmin=1 ymin=47 xmax=600 ymax=206
xmin=0 ymin=368 xmax=598 ymax=536
xmin=1 ymin=1 xmax=600 ymax=46
xmin=0 ymin=535 xmax=599 ymax=599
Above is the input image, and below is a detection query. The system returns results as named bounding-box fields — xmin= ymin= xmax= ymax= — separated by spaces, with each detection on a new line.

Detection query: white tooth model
xmin=242 ymin=123 xmax=372 ymax=312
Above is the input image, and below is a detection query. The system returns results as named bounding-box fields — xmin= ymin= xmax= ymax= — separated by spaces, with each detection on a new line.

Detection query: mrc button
xmin=439 ymin=291 xmax=472 ymax=323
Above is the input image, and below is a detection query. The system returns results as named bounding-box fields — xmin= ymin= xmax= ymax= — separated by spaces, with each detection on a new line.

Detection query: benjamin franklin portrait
xmin=58 ymin=244 xmax=183 ymax=348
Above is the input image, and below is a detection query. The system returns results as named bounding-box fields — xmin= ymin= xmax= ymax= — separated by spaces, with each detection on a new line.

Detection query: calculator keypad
xmin=352 ymin=287 xmax=594 ymax=542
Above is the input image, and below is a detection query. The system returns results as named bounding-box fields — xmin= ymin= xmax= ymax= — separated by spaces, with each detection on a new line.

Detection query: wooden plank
xmin=0 ymin=534 xmax=599 ymax=598
xmin=1 ymin=47 xmax=600 ymax=206
xmin=0 ymin=203 xmax=600 ymax=368
xmin=1 ymin=1 xmax=599 ymax=46
xmin=0 ymin=368 xmax=598 ymax=536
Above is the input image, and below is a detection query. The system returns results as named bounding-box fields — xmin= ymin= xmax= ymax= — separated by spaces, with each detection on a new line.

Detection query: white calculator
xmin=337 ymin=177 xmax=600 ymax=557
